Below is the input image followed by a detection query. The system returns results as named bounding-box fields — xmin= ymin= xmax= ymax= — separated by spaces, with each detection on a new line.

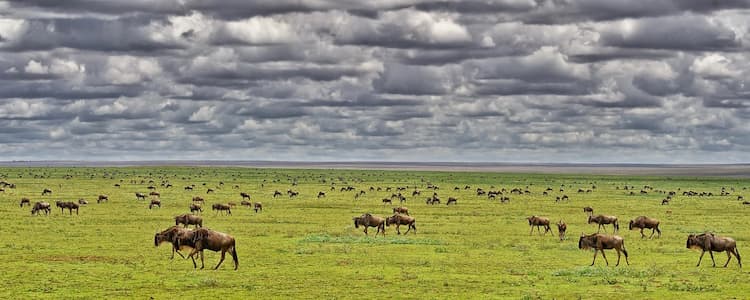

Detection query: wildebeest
xmin=353 ymin=213 xmax=386 ymax=236
xmin=392 ymin=206 xmax=409 ymax=215
xmin=56 ymin=201 xmax=79 ymax=215
xmin=446 ymin=197 xmax=457 ymax=205
xmin=240 ymin=200 xmax=252 ymax=208
xmin=526 ymin=216 xmax=552 ymax=235
xmin=686 ymin=232 xmax=741 ymax=268
xmin=149 ymin=199 xmax=161 ymax=209
xmin=240 ymin=192 xmax=250 ymax=200
xmin=385 ymin=214 xmax=416 ymax=235
xmin=185 ymin=186 xmax=193 ymax=191
xmin=155 ymin=225 xmax=195 ymax=260
xmin=19 ymin=197 xmax=30 ymax=207
xmin=186 ymin=228 xmax=239 ymax=270
xmin=628 ymin=216 xmax=661 ymax=239
xmin=273 ymin=190 xmax=282 ymax=197
xmin=212 ymin=203 xmax=232 ymax=215
xmin=175 ymin=214 xmax=203 ymax=228
xmin=192 ymin=196 xmax=204 ymax=203
xmin=97 ymin=194 xmax=109 ymax=203
xmin=190 ymin=203 xmax=203 ymax=214
xmin=149 ymin=191 xmax=160 ymax=197
xmin=557 ymin=220 xmax=567 ymax=241
xmin=78 ymin=199 xmax=88 ymax=205
xmin=206 ymin=188 xmax=214 ymax=194
xmin=661 ymin=198 xmax=670 ymax=205
xmin=135 ymin=192 xmax=146 ymax=200
xmin=578 ymin=233 xmax=630 ymax=266
xmin=382 ymin=198 xmax=392 ymax=206
xmin=583 ymin=206 xmax=593 ymax=216
xmin=42 ymin=188 xmax=52 ymax=195
xmin=317 ymin=191 xmax=325 ymax=198
xmin=253 ymin=202 xmax=262 ymax=213
xmin=588 ymin=214 xmax=619 ymax=233
xmin=31 ymin=201 xmax=51 ymax=215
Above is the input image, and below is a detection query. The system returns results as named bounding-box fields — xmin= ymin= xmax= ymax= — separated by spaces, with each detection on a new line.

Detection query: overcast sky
xmin=0 ymin=1 xmax=749 ymax=163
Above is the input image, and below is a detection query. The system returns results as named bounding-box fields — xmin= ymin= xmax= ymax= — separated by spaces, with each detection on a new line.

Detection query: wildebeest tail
xmin=622 ymin=241 xmax=629 ymax=258
xmin=231 ymin=244 xmax=239 ymax=270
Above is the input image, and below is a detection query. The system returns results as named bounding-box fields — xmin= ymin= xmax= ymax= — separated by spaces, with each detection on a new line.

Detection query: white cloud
xmin=104 ymin=56 xmax=162 ymax=85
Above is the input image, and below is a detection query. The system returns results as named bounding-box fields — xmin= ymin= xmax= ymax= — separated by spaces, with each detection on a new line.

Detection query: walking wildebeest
xmin=56 ymin=201 xmax=79 ymax=215
xmin=42 ymin=188 xmax=52 ymax=195
xmin=392 ymin=206 xmax=409 ymax=216
xmin=212 ymin=203 xmax=232 ymax=215
xmin=629 ymin=216 xmax=661 ymax=239
xmin=190 ymin=203 xmax=203 ymax=214
xmin=353 ymin=213 xmax=386 ymax=236
xmin=446 ymin=197 xmax=457 ymax=205
xmin=155 ymin=226 xmax=196 ymax=260
xmin=98 ymin=194 xmax=109 ymax=203
xmin=588 ymin=214 xmax=619 ymax=233
xmin=187 ymin=228 xmax=239 ymax=270
xmin=253 ymin=202 xmax=262 ymax=213
xmin=583 ymin=206 xmax=593 ymax=216
xmin=386 ymin=214 xmax=416 ymax=235
xmin=578 ymin=233 xmax=630 ymax=266
xmin=175 ymin=214 xmax=203 ymax=228
xmin=149 ymin=199 xmax=161 ymax=209
xmin=526 ymin=216 xmax=552 ymax=235
xmin=135 ymin=192 xmax=146 ymax=200
xmin=19 ymin=197 xmax=30 ymax=207
xmin=686 ymin=232 xmax=742 ymax=268
xmin=557 ymin=220 xmax=567 ymax=241
xmin=31 ymin=201 xmax=51 ymax=215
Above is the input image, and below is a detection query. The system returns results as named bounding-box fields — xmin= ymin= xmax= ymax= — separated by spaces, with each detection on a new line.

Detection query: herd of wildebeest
xmin=2 ymin=174 xmax=746 ymax=271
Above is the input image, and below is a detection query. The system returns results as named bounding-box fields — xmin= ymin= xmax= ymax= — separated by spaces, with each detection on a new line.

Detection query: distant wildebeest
xmin=240 ymin=192 xmax=250 ymax=200
xmin=78 ymin=199 xmax=88 ymax=205
xmin=561 ymin=195 xmax=569 ymax=201
xmin=192 ymin=196 xmax=204 ymax=203
xmin=661 ymin=198 xmax=670 ymax=205
xmin=629 ymin=216 xmax=661 ymax=239
xmin=686 ymin=232 xmax=741 ymax=268
xmin=149 ymin=199 xmax=161 ymax=209
xmin=393 ymin=206 xmax=409 ymax=216
xmin=149 ymin=191 xmax=160 ymax=197
xmin=186 ymin=228 xmax=239 ymax=270
xmin=206 ymin=188 xmax=214 ymax=194
xmin=743 ymin=201 xmax=750 ymax=205
xmin=273 ymin=190 xmax=282 ymax=197
xmin=578 ymin=233 xmax=630 ymax=266
xmin=353 ymin=213 xmax=386 ymax=236
xmin=583 ymin=206 xmax=593 ymax=216
xmin=185 ymin=186 xmax=193 ymax=191
xmin=317 ymin=191 xmax=325 ymax=198
xmin=738 ymin=196 xmax=745 ymax=201
xmin=227 ymin=202 xmax=237 ymax=208
xmin=386 ymin=214 xmax=417 ymax=235
xmin=56 ymin=201 xmax=79 ymax=215
xmin=212 ymin=203 xmax=232 ymax=215
xmin=114 ymin=184 xmax=120 ymax=188
xmin=588 ymin=214 xmax=619 ymax=233
xmin=446 ymin=197 xmax=457 ymax=205
xmin=135 ymin=192 xmax=146 ymax=200
xmin=382 ymin=198 xmax=392 ymax=206
xmin=412 ymin=190 xmax=421 ymax=196
xmin=147 ymin=185 xmax=156 ymax=190
xmin=31 ymin=201 xmax=51 ymax=215
xmin=155 ymin=225 xmax=195 ymax=260
xmin=42 ymin=188 xmax=52 ymax=195
xmin=190 ymin=203 xmax=203 ymax=214
xmin=526 ymin=216 xmax=552 ymax=235
xmin=241 ymin=200 xmax=252 ymax=208
xmin=98 ymin=194 xmax=109 ymax=203
xmin=557 ymin=220 xmax=567 ymax=241
xmin=175 ymin=214 xmax=203 ymax=228
xmin=253 ymin=202 xmax=262 ymax=213
xmin=19 ymin=197 xmax=30 ymax=207
xmin=288 ymin=190 xmax=299 ymax=198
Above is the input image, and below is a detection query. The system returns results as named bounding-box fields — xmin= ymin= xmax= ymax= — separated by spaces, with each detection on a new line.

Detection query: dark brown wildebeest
xmin=155 ymin=226 xmax=196 ymax=260
xmin=56 ymin=201 xmax=79 ymax=215
xmin=288 ymin=190 xmax=299 ymax=198
xmin=240 ymin=192 xmax=250 ymax=200
xmin=353 ymin=213 xmax=386 ymax=236
xmin=190 ymin=203 xmax=203 ymax=214
xmin=446 ymin=197 xmax=457 ymax=205
xmin=135 ymin=192 xmax=146 ymax=200
xmin=382 ymin=198 xmax=392 ymax=206
xmin=149 ymin=191 xmax=160 ymax=197
xmin=98 ymin=194 xmax=109 ymax=203
xmin=147 ymin=185 xmax=156 ymax=190
xmin=42 ymin=188 xmax=52 ymax=195
xmin=253 ymin=202 xmax=262 ymax=213
xmin=31 ymin=201 xmax=51 ymax=215
xmin=629 ymin=216 xmax=661 ymax=239
xmin=206 ymin=188 xmax=214 ymax=194
xmin=743 ymin=201 xmax=750 ymax=205
xmin=661 ymin=198 xmax=670 ymax=205
xmin=19 ymin=197 xmax=30 ymax=207
xmin=393 ymin=206 xmax=409 ymax=215
xmin=227 ymin=202 xmax=237 ymax=208
xmin=273 ymin=190 xmax=282 ymax=197
xmin=578 ymin=233 xmax=630 ymax=266
xmin=185 ymin=186 xmax=193 ymax=191
xmin=114 ymin=184 xmax=120 ymax=188
xmin=686 ymin=232 xmax=742 ymax=268
xmin=192 ymin=196 xmax=204 ymax=203
xmin=175 ymin=214 xmax=203 ymax=228
xmin=526 ymin=216 xmax=552 ymax=235
xmin=78 ymin=199 xmax=88 ymax=205
xmin=149 ymin=199 xmax=161 ymax=209
xmin=738 ymin=196 xmax=745 ymax=201
xmin=385 ymin=214 xmax=416 ymax=235
xmin=588 ymin=214 xmax=619 ymax=233
xmin=557 ymin=220 xmax=567 ymax=241
xmin=317 ymin=191 xmax=325 ymax=198
xmin=583 ymin=206 xmax=594 ymax=216
xmin=186 ymin=228 xmax=239 ymax=270
xmin=212 ymin=203 xmax=232 ymax=215
xmin=241 ymin=200 xmax=252 ymax=208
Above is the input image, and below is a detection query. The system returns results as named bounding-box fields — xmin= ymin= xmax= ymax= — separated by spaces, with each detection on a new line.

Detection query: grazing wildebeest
xmin=56 ymin=201 xmax=79 ymax=215
xmin=353 ymin=213 xmax=386 ymax=236
xmin=273 ymin=190 xmax=282 ymax=197
xmin=629 ymin=216 xmax=661 ymax=239
xmin=19 ymin=198 xmax=30 ymax=207
xmin=149 ymin=199 xmax=161 ymax=209
xmin=175 ymin=214 xmax=203 ymax=228
xmin=135 ymin=192 xmax=146 ymax=200
xmin=149 ymin=191 xmax=160 ymax=197
xmin=240 ymin=200 xmax=252 ymax=208
xmin=192 ymin=196 xmax=204 ymax=203
xmin=98 ymin=194 xmax=109 ymax=203
xmin=385 ymin=214 xmax=417 ymax=235
xmin=227 ymin=202 xmax=237 ymax=208
xmin=661 ymin=198 xmax=670 ymax=205
xmin=317 ymin=191 xmax=325 ymax=198
xmin=190 ymin=203 xmax=203 ymax=214
xmin=240 ymin=192 xmax=250 ymax=200
xmin=686 ymin=233 xmax=742 ymax=268
xmin=578 ymin=233 xmax=630 ymax=266
xmin=206 ymin=188 xmax=214 ymax=194
xmin=393 ymin=206 xmax=409 ymax=216
xmin=588 ymin=215 xmax=619 ymax=233
xmin=288 ymin=190 xmax=299 ymax=198
xmin=155 ymin=226 xmax=196 ymax=260
xmin=382 ymin=198 xmax=392 ymax=206
xmin=31 ymin=201 xmax=51 ymax=215
xmin=42 ymin=188 xmax=52 ymax=195
xmin=446 ymin=197 xmax=457 ymax=205
xmin=526 ymin=216 xmax=552 ymax=235
xmin=186 ymin=228 xmax=239 ymax=270
xmin=78 ymin=199 xmax=88 ymax=205
xmin=583 ymin=206 xmax=594 ymax=216
xmin=557 ymin=220 xmax=567 ymax=241
xmin=253 ymin=202 xmax=262 ymax=213
xmin=212 ymin=203 xmax=232 ymax=215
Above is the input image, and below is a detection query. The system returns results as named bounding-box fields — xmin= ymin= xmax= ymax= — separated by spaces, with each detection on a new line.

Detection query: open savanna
xmin=0 ymin=166 xmax=748 ymax=299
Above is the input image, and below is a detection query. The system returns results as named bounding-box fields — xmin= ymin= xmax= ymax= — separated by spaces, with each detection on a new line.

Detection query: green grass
xmin=0 ymin=166 xmax=748 ymax=299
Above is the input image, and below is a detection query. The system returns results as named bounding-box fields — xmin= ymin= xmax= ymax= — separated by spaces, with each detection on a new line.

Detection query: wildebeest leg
xmin=200 ymin=251 xmax=205 ymax=269
xmin=214 ymin=250 xmax=226 ymax=270
xmin=187 ymin=249 xmax=199 ymax=268
xmin=404 ymin=223 xmax=412 ymax=235
xmin=591 ymin=250 xmax=598 ymax=266
xmin=724 ymin=251 xmax=732 ymax=267
xmin=648 ymin=228 xmax=656 ymax=239
xmin=363 ymin=227 xmax=368 ymax=235
xmin=600 ymin=249 xmax=609 ymax=266
xmin=615 ymin=249 xmax=621 ymax=266
xmin=655 ymin=227 xmax=661 ymax=238
xmin=640 ymin=228 xmax=645 ymax=238
xmin=697 ymin=250 xmax=706 ymax=266
xmin=529 ymin=226 xmax=534 ymax=235
xmin=396 ymin=224 xmax=401 ymax=235
xmin=709 ymin=250 xmax=716 ymax=267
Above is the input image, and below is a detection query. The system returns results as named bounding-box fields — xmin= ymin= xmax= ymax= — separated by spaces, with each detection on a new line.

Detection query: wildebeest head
xmin=686 ymin=233 xmax=710 ymax=250
xmin=353 ymin=217 xmax=361 ymax=228
xmin=578 ymin=233 xmax=597 ymax=250
xmin=628 ymin=220 xmax=634 ymax=231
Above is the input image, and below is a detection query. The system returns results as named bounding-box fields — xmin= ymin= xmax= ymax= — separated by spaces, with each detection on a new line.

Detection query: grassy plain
xmin=0 ymin=166 xmax=748 ymax=299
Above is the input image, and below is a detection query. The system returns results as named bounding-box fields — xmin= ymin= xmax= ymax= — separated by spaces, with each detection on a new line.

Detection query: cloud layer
xmin=1 ymin=0 xmax=749 ymax=163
